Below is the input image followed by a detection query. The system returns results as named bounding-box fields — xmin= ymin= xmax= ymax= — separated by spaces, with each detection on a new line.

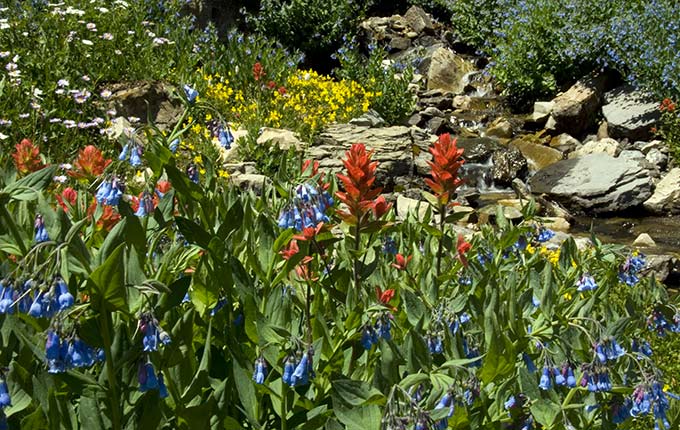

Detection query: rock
xmin=549 ymin=133 xmax=581 ymax=154
xmin=418 ymin=91 xmax=454 ymax=111
xmin=479 ymin=204 xmax=523 ymax=222
xmin=485 ymin=118 xmax=513 ymax=139
xmin=645 ymin=148 xmax=668 ymax=170
xmin=510 ymin=138 xmax=563 ymax=170
xmin=106 ymin=81 xmax=182 ymax=130
xmin=640 ymin=140 xmax=665 ymax=155
xmin=602 ymin=85 xmax=661 ymax=141
xmin=426 ymin=117 xmax=448 ymax=134
xmin=546 ymin=74 xmax=607 ymax=135
xmin=644 ymin=255 xmax=680 ymax=285
xmin=456 ymin=137 xmax=504 ymax=163
xmin=596 ymin=121 xmax=609 ymax=140
xmin=230 ymin=173 xmax=271 ymax=194
xmin=632 ymin=233 xmax=656 ymax=247
xmin=570 ymin=137 xmax=621 ymax=158
xmin=529 ymin=153 xmax=654 ymax=214
xmin=452 ymin=95 xmax=471 ymax=110
xmin=541 ymin=217 xmax=571 ymax=232
xmin=396 ymin=194 xmax=428 ymax=221
xmin=492 ymin=148 xmax=528 ymax=186
xmin=310 ymin=123 xmax=436 ymax=189
xmin=421 ymin=106 xmax=445 ymax=118
xmin=644 ymin=168 xmax=680 ymax=214
xmin=216 ymin=128 xmax=248 ymax=163
xmin=527 ymin=101 xmax=554 ymax=123
xmin=618 ymin=149 xmax=647 ymax=164
xmin=403 ymin=6 xmax=434 ymax=34
xmin=349 ymin=109 xmax=386 ymax=128
xmin=389 ymin=36 xmax=411 ymax=51
xmin=407 ymin=113 xmax=423 ymax=127
xmin=426 ymin=47 xmax=475 ymax=94
xmin=256 ymin=128 xmax=304 ymax=151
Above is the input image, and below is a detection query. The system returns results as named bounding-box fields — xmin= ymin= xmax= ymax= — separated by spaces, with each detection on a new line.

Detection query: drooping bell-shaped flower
xmin=169 ymin=138 xmax=179 ymax=153
xmin=186 ymin=163 xmax=199 ymax=184
xmin=282 ymin=356 xmax=295 ymax=386
xmin=28 ymin=291 xmax=44 ymax=317
xmin=217 ymin=125 xmax=233 ymax=149
xmin=183 ymin=84 xmax=198 ymax=104
xmin=129 ymin=144 xmax=142 ymax=167
xmin=252 ymin=358 xmax=267 ymax=384
xmin=34 ymin=214 xmax=49 ymax=243
xmin=539 ymin=366 xmax=552 ymax=390
xmin=56 ymin=277 xmax=74 ymax=311
xmin=0 ymin=282 xmax=14 ymax=314
xmin=135 ymin=192 xmax=154 ymax=217
xmin=118 ymin=143 xmax=129 ymax=161
xmin=158 ymin=372 xmax=169 ymax=398
xmin=0 ymin=378 xmax=10 ymax=408
xmin=290 ymin=348 xmax=313 ymax=387
xmin=138 ymin=362 xmax=160 ymax=392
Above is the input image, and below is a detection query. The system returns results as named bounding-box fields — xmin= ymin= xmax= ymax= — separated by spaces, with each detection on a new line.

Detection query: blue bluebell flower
xmin=523 ymin=353 xmax=537 ymax=373
xmin=210 ymin=298 xmax=228 ymax=316
xmin=536 ymin=227 xmax=555 ymax=243
xmin=139 ymin=314 xmax=170 ymax=351
xmin=428 ymin=335 xmax=443 ymax=355
xmin=169 ymin=138 xmax=179 ymax=153
xmin=576 ymin=274 xmax=597 ymax=292
xmin=554 ymin=367 xmax=566 ymax=386
xmin=252 ymin=358 xmax=267 ymax=384
xmin=135 ymin=192 xmax=154 ymax=217
xmin=361 ymin=326 xmax=377 ymax=350
xmin=434 ymin=391 xmax=454 ymax=429
xmin=216 ymin=124 xmax=233 ymax=149
xmin=619 ymin=253 xmax=646 ymax=286
xmin=0 ymin=379 xmax=10 ymax=408
xmin=118 ymin=143 xmax=129 ymax=161
xmin=28 ymin=291 xmax=44 ymax=317
xmin=96 ymin=178 xmax=123 ymax=206
xmin=129 ymin=144 xmax=142 ymax=167
xmin=282 ymin=356 xmax=295 ymax=386
xmin=277 ymin=183 xmax=333 ymax=231
xmin=376 ymin=317 xmax=391 ymax=341
xmin=181 ymin=292 xmax=190 ymax=304
xmin=158 ymin=372 xmax=169 ymax=398
xmin=0 ymin=282 xmax=15 ymax=314
xmin=34 ymin=214 xmax=49 ymax=243
xmin=183 ymin=84 xmax=198 ymax=104
xmin=476 ymin=249 xmax=493 ymax=265
xmin=382 ymin=237 xmax=397 ymax=255
xmin=632 ymin=339 xmax=653 ymax=357
xmin=566 ymin=366 xmax=576 ymax=388
xmin=138 ymin=362 xmax=160 ymax=392
xmin=539 ymin=366 xmax=552 ymax=390
xmin=290 ymin=349 xmax=313 ymax=387
xmin=612 ymin=398 xmax=632 ymax=424
xmin=56 ymin=277 xmax=74 ymax=310
xmin=504 ymin=395 xmax=516 ymax=409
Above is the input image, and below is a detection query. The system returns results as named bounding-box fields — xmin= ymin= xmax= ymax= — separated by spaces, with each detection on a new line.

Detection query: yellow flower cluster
xmin=203 ymin=73 xmax=234 ymax=105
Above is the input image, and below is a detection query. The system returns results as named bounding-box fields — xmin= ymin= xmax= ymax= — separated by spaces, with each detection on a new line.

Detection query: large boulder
xmin=643 ymin=168 xmax=680 ymax=214
xmin=308 ymin=124 xmax=435 ymax=189
xmin=569 ymin=137 xmax=621 ymax=158
xmin=403 ymin=6 xmax=435 ymax=34
xmin=426 ymin=47 xmax=475 ymax=94
xmin=492 ymin=147 xmax=528 ymax=186
xmin=106 ymin=81 xmax=182 ymax=130
xmin=510 ymin=138 xmax=563 ymax=171
xmin=602 ymin=85 xmax=660 ymax=141
xmin=545 ymin=74 xmax=607 ymax=135
xmin=529 ymin=153 xmax=653 ymax=214
xmin=455 ymin=137 xmax=504 ymax=163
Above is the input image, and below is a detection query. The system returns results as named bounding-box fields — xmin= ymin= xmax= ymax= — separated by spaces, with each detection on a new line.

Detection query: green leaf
xmin=540 ymin=264 xmax=555 ymax=318
xmin=176 ymin=217 xmax=212 ymax=249
xmin=333 ymin=403 xmax=382 ymax=430
xmin=88 ymin=243 xmax=127 ymax=312
xmin=530 ymin=399 xmax=561 ymax=428
xmin=331 ymin=379 xmax=383 ymax=406
xmin=165 ymin=164 xmax=204 ymax=201
xmin=232 ymin=359 xmax=260 ymax=428
xmin=4 ymin=165 xmax=57 ymax=199
xmin=479 ymin=334 xmax=514 ymax=384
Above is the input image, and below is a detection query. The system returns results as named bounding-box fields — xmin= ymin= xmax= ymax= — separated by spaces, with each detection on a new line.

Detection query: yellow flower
xmin=563 ymin=292 xmax=572 ymax=301
xmin=194 ymin=154 xmax=203 ymax=164
xmin=218 ymin=170 xmax=229 ymax=178
xmin=526 ymin=244 xmax=535 ymax=254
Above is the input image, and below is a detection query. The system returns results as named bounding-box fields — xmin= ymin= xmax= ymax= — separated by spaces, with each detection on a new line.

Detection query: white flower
xmin=33 ymin=88 xmax=44 ymax=97
xmin=127 ymin=30 xmax=135 ymax=35
xmin=113 ymin=0 xmax=129 ymax=8
xmin=100 ymin=89 xmax=112 ymax=99
xmin=63 ymin=120 xmax=76 ymax=128
xmin=0 ymin=51 xmax=9 ymax=58
xmin=101 ymin=33 xmax=113 ymax=40
xmin=5 ymin=62 xmax=17 ymax=71
xmin=114 ymin=49 xmax=122 ymax=55
xmin=65 ymin=7 xmax=85 ymax=16
xmin=86 ymin=22 xmax=97 ymax=31
xmin=59 ymin=163 xmax=73 ymax=170
xmin=81 ymin=75 xmax=90 ymax=82
xmin=57 ymin=79 xmax=69 ymax=87
xmin=49 ymin=118 xmax=62 ymax=123
xmin=55 ymin=89 xmax=65 ymax=95
xmin=128 ymin=117 xmax=140 ymax=124
xmin=30 ymin=102 xmax=41 ymax=110
xmin=19 ymin=113 xmax=30 ymax=119
xmin=0 ymin=133 xmax=7 ymax=140
xmin=81 ymin=39 xmax=93 ymax=46
xmin=98 ymin=7 xmax=110 ymax=13
xmin=53 ymin=175 xmax=68 ymax=183
xmin=11 ymin=54 xmax=19 ymax=62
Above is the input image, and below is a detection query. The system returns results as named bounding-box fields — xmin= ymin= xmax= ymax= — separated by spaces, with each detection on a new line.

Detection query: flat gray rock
xmin=602 ymin=85 xmax=660 ymax=141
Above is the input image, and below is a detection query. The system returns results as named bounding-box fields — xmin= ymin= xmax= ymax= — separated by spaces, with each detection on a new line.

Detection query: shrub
xmin=654 ymin=98 xmax=680 ymax=165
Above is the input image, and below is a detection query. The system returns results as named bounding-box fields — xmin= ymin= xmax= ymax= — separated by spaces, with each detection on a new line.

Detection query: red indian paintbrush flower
xmin=336 ymin=143 xmax=391 ymax=225
xmin=391 ymin=253 xmax=412 ymax=271
xmin=425 ymin=133 xmax=465 ymax=205
xmin=69 ymin=145 xmax=112 ymax=180
xmin=12 ymin=138 xmax=44 ymax=176
xmin=456 ymin=234 xmax=472 ymax=268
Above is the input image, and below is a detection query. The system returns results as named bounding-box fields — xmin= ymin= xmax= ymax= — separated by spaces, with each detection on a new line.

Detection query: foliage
xmin=335 ymin=43 xmax=417 ymax=125
xmin=249 ymin=0 xmax=373 ymax=70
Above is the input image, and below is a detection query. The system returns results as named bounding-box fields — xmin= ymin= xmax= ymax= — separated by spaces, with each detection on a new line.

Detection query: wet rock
xmin=427 ymin=47 xmax=475 ymax=94
xmin=510 ymin=138 xmax=563 ymax=170
xmin=456 ymin=137 xmax=504 ymax=163
xmin=602 ymin=85 xmax=660 ymax=141
xmin=545 ymin=74 xmax=607 ymax=135
xmin=527 ymin=100 xmax=554 ymax=124
xmin=549 ymin=133 xmax=581 ymax=154
xmin=485 ymin=118 xmax=513 ymax=139
xmin=570 ymin=137 xmax=621 ymax=158
xmin=492 ymin=148 xmax=528 ymax=186
xmin=529 ymin=153 xmax=654 ymax=214
xmin=632 ymin=233 xmax=656 ymax=247
xmin=644 ymin=168 xmax=680 ymax=214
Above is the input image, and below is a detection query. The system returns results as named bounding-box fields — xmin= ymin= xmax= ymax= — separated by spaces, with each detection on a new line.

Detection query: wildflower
xmin=505 ymin=395 xmax=516 ymax=409
xmin=539 ymin=366 xmax=552 ymax=390
xmin=12 ymin=138 xmax=44 ymax=175
xmin=536 ymin=227 xmax=555 ymax=243
xmin=252 ymin=358 xmax=267 ymax=384
xmin=523 ymin=353 xmax=537 ymax=373
xmin=186 ymin=163 xmax=199 ymax=183
xmin=0 ymin=378 xmax=10 ymax=408
xmin=361 ymin=325 xmax=378 ymax=350
xmin=576 ymin=274 xmax=597 ymax=292
xmin=134 ymin=192 xmax=154 ymax=217
xmin=252 ymin=62 xmax=265 ymax=81
xmin=456 ymin=234 xmax=472 ymax=268
xmin=391 ymin=253 xmax=412 ymax=270
xmin=376 ymin=315 xmax=392 ymax=340
xmin=87 ymin=200 xmax=121 ymax=232
xmin=169 ymin=138 xmax=179 ymax=153
xmin=382 ymin=237 xmax=397 ymax=255
xmin=183 ymin=84 xmax=198 ymax=103
xmin=425 ymin=133 xmax=465 ymax=205
xmin=375 ymin=286 xmax=395 ymax=308
xmin=428 ymin=335 xmax=443 ymax=354
xmin=34 ymin=214 xmax=49 ymax=243
xmin=282 ymin=356 xmax=296 ymax=386
xmin=69 ymin=145 xmax=111 ymax=179
xmin=119 ymin=141 xmax=142 ymax=167
xmin=619 ymin=253 xmax=645 ymax=286
xmin=73 ymin=90 xmax=91 ymax=104
xmin=278 ymin=183 xmax=333 ymax=231
xmin=56 ymin=277 xmax=74 ymax=310
xmin=595 ymin=337 xmax=626 ymax=362
xmin=336 ymin=143 xmax=390 ymax=226
xmin=434 ymin=391 xmax=455 ymax=429
xmin=290 ymin=348 xmax=313 ymax=387
xmin=0 ymin=282 xmax=14 ymax=314
xmin=95 ymin=178 xmax=123 ymax=206
xmin=631 ymin=339 xmax=653 ymax=358
xmin=139 ymin=313 xmax=171 ymax=351
xmin=660 ymin=98 xmax=676 ymax=112
xmin=138 ymin=362 xmax=160 ymax=392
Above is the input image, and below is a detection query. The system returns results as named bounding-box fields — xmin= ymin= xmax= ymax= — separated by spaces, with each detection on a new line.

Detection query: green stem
xmin=353 ymin=222 xmax=361 ymax=305
xmin=280 ymin=383 xmax=288 ymax=430
xmin=435 ymin=202 xmax=447 ymax=297
xmin=0 ymin=205 xmax=28 ymax=256
xmin=101 ymin=311 xmax=122 ymax=430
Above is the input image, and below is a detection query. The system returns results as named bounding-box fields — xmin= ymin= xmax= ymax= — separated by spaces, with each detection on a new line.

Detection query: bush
xmin=335 ymin=44 xmax=417 ymax=125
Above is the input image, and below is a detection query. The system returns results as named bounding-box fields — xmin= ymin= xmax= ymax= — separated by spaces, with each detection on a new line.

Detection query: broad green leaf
xmin=88 ymin=243 xmax=127 ymax=312
xmin=530 ymin=399 xmax=561 ymax=428
xmin=331 ymin=379 xmax=383 ymax=407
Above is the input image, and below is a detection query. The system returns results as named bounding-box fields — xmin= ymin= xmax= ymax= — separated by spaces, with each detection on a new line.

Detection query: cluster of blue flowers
xmin=282 ymin=348 xmax=314 ymax=388
xmin=186 ymin=163 xmax=199 ymax=184
xmin=28 ymin=277 xmax=73 ymax=318
xmin=207 ymin=120 xmax=234 ymax=150
xmin=360 ymin=315 xmax=392 ymax=350
xmin=579 ymin=365 xmax=613 ymax=392
xmin=534 ymin=227 xmax=555 ymax=243
xmin=618 ymin=253 xmax=646 ymax=286
xmin=135 ymin=192 xmax=155 ymax=218
xmin=34 ymin=214 xmax=49 ymax=243
xmin=576 ymin=273 xmax=597 ymax=292
xmin=382 ymin=236 xmax=397 ymax=255
xmin=138 ymin=313 xmax=171 ymax=352
xmin=631 ymin=339 xmax=653 ymax=358
xmin=647 ymin=309 xmax=680 ymax=336
xmin=539 ymin=364 xmax=577 ymax=390
xmin=277 ymin=183 xmax=333 ymax=231
xmin=595 ymin=337 xmax=626 ymax=363
xmin=0 ymin=279 xmax=32 ymax=314
xmin=138 ymin=362 xmax=168 ymax=398
xmin=45 ymin=329 xmax=104 ymax=373
xmin=118 ymin=141 xmax=143 ymax=167
xmin=183 ymin=84 xmax=198 ymax=104
xmin=96 ymin=177 xmax=124 ymax=206
xmin=433 ymin=381 xmax=480 ymax=430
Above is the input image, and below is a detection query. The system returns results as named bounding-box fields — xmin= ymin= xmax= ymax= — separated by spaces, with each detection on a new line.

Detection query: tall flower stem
xmin=352 ymin=222 xmax=361 ymax=306
xmin=435 ymin=202 xmax=447 ymax=297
